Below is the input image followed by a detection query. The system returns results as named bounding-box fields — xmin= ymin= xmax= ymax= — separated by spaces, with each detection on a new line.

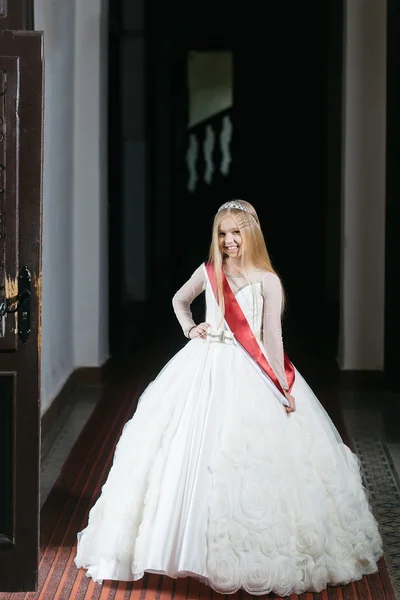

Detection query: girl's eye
xmin=233 ymin=230 xmax=240 ymax=235
xmin=219 ymin=232 xmax=225 ymax=236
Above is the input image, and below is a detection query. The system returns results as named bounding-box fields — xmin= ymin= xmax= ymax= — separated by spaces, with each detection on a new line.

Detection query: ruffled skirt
xmin=74 ymin=338 xmax=383 ymax=596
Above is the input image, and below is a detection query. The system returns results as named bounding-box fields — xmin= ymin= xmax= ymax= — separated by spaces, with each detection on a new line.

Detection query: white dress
xmin=74 ymin=264 xmax=383 ymax=597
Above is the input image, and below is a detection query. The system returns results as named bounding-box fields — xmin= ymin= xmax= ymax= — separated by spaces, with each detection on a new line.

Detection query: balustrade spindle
xmin=186 ymin=107 xmax=232 ymax=194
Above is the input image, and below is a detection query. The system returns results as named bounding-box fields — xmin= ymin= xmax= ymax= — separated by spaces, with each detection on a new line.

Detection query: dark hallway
xmin=106 ymin=0 xmax=344 ymax=372
xmin=146 ymin=1 xmax=342 ymax=364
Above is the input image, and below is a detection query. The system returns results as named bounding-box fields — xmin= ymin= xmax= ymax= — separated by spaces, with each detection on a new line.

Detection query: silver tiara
xmin=218 ymin=200 xmax=251 ymax=214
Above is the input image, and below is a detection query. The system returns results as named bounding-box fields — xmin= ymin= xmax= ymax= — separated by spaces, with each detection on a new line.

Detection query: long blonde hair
xmin=208 ymin=199 xmax=285 ymax=319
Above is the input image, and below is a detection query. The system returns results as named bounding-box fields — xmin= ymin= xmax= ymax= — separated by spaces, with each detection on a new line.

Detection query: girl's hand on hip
xmin=189 ymin=322 xmax=210 ymax=339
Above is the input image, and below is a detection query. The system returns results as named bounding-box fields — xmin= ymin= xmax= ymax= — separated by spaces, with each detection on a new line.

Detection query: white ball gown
xmin=74 ymin=263 xmax=383 ymax=597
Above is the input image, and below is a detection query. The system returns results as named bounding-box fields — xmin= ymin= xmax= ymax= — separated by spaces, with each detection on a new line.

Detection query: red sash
xmin=205 ymin=262 xmax=295 ymax=395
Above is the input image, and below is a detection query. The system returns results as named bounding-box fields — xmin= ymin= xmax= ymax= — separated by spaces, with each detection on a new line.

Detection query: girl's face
xmin=219 ymin=216 xmax=242 ymax=258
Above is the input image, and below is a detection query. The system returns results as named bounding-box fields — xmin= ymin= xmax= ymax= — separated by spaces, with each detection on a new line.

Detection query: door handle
xmin=0 ymin=266 xmax=31 ymax=342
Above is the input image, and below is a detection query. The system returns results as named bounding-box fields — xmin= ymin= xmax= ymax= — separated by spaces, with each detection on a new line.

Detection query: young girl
xmin=75 ymin=200 xmax=383 ymax=596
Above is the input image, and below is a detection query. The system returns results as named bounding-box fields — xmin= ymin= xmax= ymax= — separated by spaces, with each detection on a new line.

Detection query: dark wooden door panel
xmin=0 ymin=0 xmax=34 ymax=30
xmin=0 ymin=29 xmax=43 ymax=592
xmin=0 ymin=57 xmax=19 ymax=352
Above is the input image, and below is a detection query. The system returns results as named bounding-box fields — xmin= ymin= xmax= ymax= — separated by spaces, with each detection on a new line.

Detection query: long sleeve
xmin=262 ymin=272 xmax=289 ymax=391
xmin=172 ymin=265 xmax=206 ymax=337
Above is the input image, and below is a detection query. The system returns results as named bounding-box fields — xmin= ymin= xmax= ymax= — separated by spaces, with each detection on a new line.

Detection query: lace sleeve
xmin=262 ymin=272 xmax=289 ymax=391
xmin=172 ymin=264 xmax=206 ymax=337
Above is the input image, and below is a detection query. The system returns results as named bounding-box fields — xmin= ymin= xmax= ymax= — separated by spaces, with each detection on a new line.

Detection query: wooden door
xmin=0 ymin=5 xmax=44 ymax=591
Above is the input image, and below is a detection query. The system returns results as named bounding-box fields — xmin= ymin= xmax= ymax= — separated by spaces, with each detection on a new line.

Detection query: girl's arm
xmin=261 ymin=272 xmax=289 ymax=391
xmin=172 ymin=265 xmax=206 ymax=337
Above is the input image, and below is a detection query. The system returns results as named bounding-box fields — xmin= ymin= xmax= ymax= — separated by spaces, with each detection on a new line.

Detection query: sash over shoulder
xmin=205 ymin=261 xmax=295 ymax=396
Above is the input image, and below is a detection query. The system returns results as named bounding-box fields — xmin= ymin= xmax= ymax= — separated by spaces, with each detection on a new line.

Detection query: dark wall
xmin=108 ymin=0 xmax=124 ymax=354
xmin=385 ymin=0 xmax=400 ymax=388
xmin=159 ymin=0 xmax=235 ymax=33
xmin=324 ymin=0 xmax=343 ymax=322
xmin=233 ymin=2 xmax=331 ymax=327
